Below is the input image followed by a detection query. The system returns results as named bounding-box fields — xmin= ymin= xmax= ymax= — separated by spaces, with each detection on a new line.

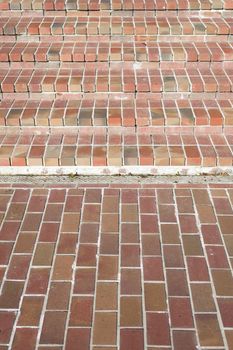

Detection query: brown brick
xmin=26 ymin=268 xmax=50 ymax=294
xmin=100 ymin=233 xmax=119 ymax=254
xmin=212 ymin=269 xmax=233 ymax=296
xmin=98 ymin=256 xmax=118 ymax=280
xmin=39 ymin=223 xmax=60 ymax=242
xmin=61 ymin=213 xmax=80 ymax=232
xmin=18 ymin=296 xmax=44 ymax=326
xmin=96 ymin=282 xmax=117 ymax=310
xmin=121 ymin=269 xmax=141 ymax=295
xmin=69 ymin=296 xmax=93 ymax=326
xmin=0 ymin=242 xmax=14 ymax=265
xmin=0 ymin=311 xmax=16 ymax=343
xmin=74 ymin=268 xmax=96 ymax=294
xmin=14 ymin=232 xmax=36 ymax=253
xmin=47 ymin=282 xmax=71 ymax=310
xmin=120 ymin=296 xmax=142 ymax=326
xmin=52 ymin=255 xmax=74 ymax=280
xmin=102 ymin=214 xmax=119 ymax=232
xmin=44 ymin=203 xmax=63 ymax=221
xmin=21 ymin=213 xmax=42 ymax=231
xmin=0 ymin=281 xmax=24 ymax=309
xmin=65 ymin=328 xmax=90 ymax=350
xmin=226 ymin=330 xmax=233 ymax=350
xmin=218 ymin=216 xmax=233 ymax=235
xmin=161 ymin=224 xmax=180 ymax=244
xmin=7 ymin=255 xmax=31 ymax=280
xmin=57 ymin=233 xmax=77 ymax=254
xmin=166 ymin=269 xmax=189 ymax=296
xmin=103 ymin=196 xmax=119 ymax=213
xmin=83 ymin=204 xmax=101 ymax=222
xmin=6 ymin=203 xmax=26 ymax=221
xmin=12 ymin=328 xmax=38 ymax=350
xmin=144 ymin=283 xmax=167 ymax=311
xmin=223 ymin=235 xmax=233 ymax=256
xmin=121 ymin=204 xmax=138 ymax=222
xmin=141 ymin=234 xmax=161 ymax=255
xmin=173 ymin=330 xmax=197 ymax=350
xmin=121 ymin=223 xmax=139 ymax=243
xmin=93 ymin=312 xmax=117 ymax=345
xmin=163 ymin=245 xmax=184 ymax=268
xmin=182 ymin=235 xmax=203 ymax=256
xmin=196 ymin=314 xmax=224 ymax=347
xmin=33 ymin=243 xmax=55 ymax=266
xmin=40 ymin=311 xmax=67 ymax=344
xmin=80 ymin=223 xmax=99 ymax=243
xmin=191 ymin=283 xmax=216 ymax=312
xmin=0 ymin=221 xmax=21 ymax=240
xmin=77 ymin=244 xmax=97 ymax=266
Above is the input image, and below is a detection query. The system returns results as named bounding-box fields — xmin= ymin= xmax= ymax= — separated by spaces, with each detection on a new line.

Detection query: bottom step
xmin=1 ymin=132 xmax=233 ymax=169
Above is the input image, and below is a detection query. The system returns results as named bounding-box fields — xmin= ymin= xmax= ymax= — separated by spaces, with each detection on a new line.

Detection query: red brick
xmin=218 ymin=298 xmax=233 ymax=327
xmin=169 ymin=297 xmax=194 ymax=328
xmin=143 ymin=257 xmax=164 ymax=281
xmin=0 ymin=311 xmax=16 ymax=343
xmin=65 ymin=328 xmax=90 ymax=350
xmin=69 ymin=296 xmax=93 ymax=326
xmin=12 ymin=328 xmax=38 ymax=350
xmin=120 ymin=329 xmax=144 ymax=350
xmin=147 ymin=313 xmax=170 ymax=346
xmin=173 ymin=330 xmax=197 ymax=350
xmin=40 ymin=311 xmax=67 ymax=344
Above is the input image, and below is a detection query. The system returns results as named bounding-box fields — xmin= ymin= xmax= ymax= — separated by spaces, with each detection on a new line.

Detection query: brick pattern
xmin=1 ymin=65 xmax=233 ymax=95
xmin=0 ymin=0 xmax=232 ymax=165
xmin=1 ymin=0 xmax=233 ymax=10
xmin=0 ymin=184 xmax=233 ymax=349
xmin=2 ymin=42 xmax=233 ymax=63
xmin=2 ymin=98 xmax=233 ymax=129
xmin=1 ymin=132 xmax=233 ymax=166
xmin=1 ymin=16 xmax=233 ymax=38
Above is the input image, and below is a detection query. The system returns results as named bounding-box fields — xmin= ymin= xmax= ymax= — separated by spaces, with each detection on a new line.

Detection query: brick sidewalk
xmin=0 ymin=183 xmax=232 ymax=349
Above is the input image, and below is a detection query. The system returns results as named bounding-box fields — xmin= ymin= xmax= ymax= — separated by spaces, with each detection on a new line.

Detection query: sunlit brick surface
xmin=0 ymin=183 xmax=233 ymax=349
xmin=0 ymin=0 xmax=233 ymax=170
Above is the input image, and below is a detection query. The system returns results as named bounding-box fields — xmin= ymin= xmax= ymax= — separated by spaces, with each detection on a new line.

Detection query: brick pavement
xmin=0 ymin=1 xmax=233 ymax=349
xmin=0 ymin=183 xmax=233 ymax=349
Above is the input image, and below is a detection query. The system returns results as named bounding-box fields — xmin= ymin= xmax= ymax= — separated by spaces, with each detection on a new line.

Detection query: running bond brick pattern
xmin=0 ymin=183 xmax=233 ymax=349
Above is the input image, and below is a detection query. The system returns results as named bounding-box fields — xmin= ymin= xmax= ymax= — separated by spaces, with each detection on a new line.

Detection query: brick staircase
xmin=1 ymin=0 xmax=233 ymax=173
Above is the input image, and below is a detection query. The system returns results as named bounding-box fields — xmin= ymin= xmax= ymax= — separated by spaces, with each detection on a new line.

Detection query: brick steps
xmin=0 ymin=131 xmax=233 ymax=166
xmin=1 ymin=42 xmax=233 ymax=63
xmin=1 ymin=65 xmax=233 ymax=96
xmin=1 ymin=0 xmax=233 ymax=11
xmin=0 ymin=1 xmax=232 ymax=174
xmin=1 ymin=15 xmax=232 ymax=37
xmin=1 ymin=98 xmax=233 ymax=130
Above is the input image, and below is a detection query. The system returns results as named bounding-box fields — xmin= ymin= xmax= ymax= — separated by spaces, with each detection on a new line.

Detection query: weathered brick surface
xmin=0 ymin=184 xmax=232 ymax=349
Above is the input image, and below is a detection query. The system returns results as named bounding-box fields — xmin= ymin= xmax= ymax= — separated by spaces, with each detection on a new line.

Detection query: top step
xmin=1 ymin=0 xmax=233 ymax=10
